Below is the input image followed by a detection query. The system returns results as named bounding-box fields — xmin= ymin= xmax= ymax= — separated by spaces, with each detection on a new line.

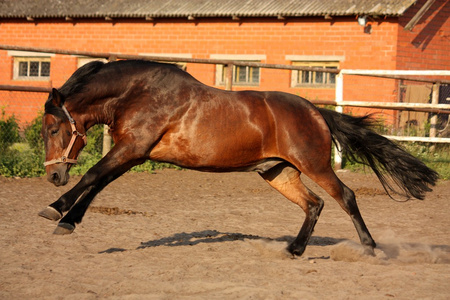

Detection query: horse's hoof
xmin=39 ymin=206 xmax=62 ymax=221
xmin=286 ymin=244 xmax=305 ymax=257
xmin=53 ymin=223 xmax=75 ymax=235
xmin=363 ymin=246 xmax=376 ymax=257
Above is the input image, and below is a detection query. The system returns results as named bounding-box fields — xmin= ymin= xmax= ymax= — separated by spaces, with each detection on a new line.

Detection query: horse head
xmin=41 ymin=89 xmax=87 ymax=186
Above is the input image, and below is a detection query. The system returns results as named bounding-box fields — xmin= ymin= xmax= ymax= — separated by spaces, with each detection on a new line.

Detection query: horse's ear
xmin=51 ymin=88 xmax=62 ymax=107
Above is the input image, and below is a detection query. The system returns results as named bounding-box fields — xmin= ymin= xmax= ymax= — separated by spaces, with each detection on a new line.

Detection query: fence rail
xmin=0 ymin=84 xmax=52 ymax=93
xmin=308 ymin=100 xmax=450 ymax=114
xmin=0 ymin=44 xmax=341 ymax=74
xmin=4 ymin=44 xmax=450 ymax=85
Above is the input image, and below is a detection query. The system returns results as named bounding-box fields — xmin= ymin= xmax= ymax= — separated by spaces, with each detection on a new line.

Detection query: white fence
xmin=333 ymin=69 xmax=450 ymax=168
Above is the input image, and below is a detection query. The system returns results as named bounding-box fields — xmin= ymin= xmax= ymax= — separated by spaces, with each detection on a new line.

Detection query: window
xmin=217 ymin=64 xmax=260 ymax=86
xmin=212 ymin=55 xmax=265 ymax=87
xmin=291 ymin=61 xmax=339 ymax=88
xmin=14 ymin=57 xmax=51 ymax=80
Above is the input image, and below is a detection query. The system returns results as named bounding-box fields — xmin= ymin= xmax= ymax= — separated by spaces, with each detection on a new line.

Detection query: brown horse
xmin=39 ymin=60 xmax=438 ymax=256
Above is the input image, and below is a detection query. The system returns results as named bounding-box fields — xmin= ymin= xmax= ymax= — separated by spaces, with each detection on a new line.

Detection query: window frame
xmin=13 ymin=57 xmax=52 ymax=81
xmin=290 ymin=61 xmax=339 ymax=88
xmin=216 ymin=63 xmax=261 ymax=87
xmin=212 ymin=55 xmax=265 ymax=87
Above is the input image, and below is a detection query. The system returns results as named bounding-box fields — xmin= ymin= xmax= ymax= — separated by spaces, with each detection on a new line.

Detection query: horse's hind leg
xmin=307 ymin=169 xmax=376 ymax=255
xmin=338 ymin=183 xmax=376 ymax=254
xmin=259 ymin=163 xmax=324 ymax=257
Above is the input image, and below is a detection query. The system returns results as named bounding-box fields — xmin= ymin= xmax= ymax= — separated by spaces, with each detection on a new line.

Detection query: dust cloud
xmin=330 ymin=230 xmax=450 ymax=264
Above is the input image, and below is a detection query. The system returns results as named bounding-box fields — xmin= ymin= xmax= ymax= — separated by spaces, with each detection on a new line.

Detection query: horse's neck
xmin=66 ymin=97 xmax=112 ymax=132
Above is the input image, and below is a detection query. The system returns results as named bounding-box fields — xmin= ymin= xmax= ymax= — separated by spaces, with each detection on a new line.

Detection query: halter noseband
xmin=43 ymin=105 xmax=87 ymax=167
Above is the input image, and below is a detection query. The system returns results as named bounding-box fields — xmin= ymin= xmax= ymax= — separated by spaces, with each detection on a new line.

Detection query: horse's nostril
xmin=51 ymin=172 xmax=60 ymax=183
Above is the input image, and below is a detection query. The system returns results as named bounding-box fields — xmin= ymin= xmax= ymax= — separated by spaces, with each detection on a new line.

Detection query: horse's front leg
xmin=39 ymin=143 xmax=145 ymax=234
xmin=38 ymin=181 xmax=95 ymax=221
xmin=53 ymin=172 xmax=124 ymax=234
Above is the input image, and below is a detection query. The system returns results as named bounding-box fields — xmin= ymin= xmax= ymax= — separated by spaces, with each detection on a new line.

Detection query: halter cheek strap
xmin=43 ymin=105 xmax=87 ymax=167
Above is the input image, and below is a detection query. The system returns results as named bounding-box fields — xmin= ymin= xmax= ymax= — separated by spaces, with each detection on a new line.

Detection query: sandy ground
xmin=0 ymin=169 xmax=449 ymax=299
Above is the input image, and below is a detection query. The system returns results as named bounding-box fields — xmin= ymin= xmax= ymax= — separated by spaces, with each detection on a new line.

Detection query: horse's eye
xmin=51 ymin=129 xmax=59 ymax=136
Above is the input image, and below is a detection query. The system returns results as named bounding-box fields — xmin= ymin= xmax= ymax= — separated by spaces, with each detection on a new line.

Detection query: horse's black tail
xmin=317 ymin=108 xmax=439 ymax=200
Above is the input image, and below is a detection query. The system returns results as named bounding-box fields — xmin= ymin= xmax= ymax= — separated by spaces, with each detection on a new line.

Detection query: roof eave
xmin=1 ymin=12 xmax=404 ymax=20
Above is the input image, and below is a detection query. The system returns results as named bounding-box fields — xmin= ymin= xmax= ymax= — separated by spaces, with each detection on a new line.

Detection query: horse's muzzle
xmin=47 ymin=166 xmax=70 ymax=186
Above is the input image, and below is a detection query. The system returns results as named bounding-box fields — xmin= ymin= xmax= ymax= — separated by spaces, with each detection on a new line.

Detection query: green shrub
xmin=0 ymin=112 xmax=47 ymax=177
xmin=84 ymin=124 xmax=104 ymax=155
xmin=0 ymin=110 xmax=21 ymax=151
xmin=130 ymin=160 xmax=180 ymax=173
xmin=0 ymin=149 xmax=45 ymax=177
xmin=24 ymin=111 xmax=45 ymax=155
xmin=69 ymin=151 xmax=102 ymax=175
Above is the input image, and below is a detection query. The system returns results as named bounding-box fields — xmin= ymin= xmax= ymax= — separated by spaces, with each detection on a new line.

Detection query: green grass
xmin=402 ymin=143 xmax=450 ymax=180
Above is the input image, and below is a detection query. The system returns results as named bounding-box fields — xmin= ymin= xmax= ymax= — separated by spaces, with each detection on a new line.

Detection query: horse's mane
xmin=58 ymin=60 xmax=183 ymax=98
xmin=44 ymin=60 xmax=105 ymax=117
xmin=59 ymin=60 xmax=105 ymax=98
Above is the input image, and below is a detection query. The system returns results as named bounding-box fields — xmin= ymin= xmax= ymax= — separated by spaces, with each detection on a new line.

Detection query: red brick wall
xmin=0 ymin=6 xmax=447 ymax=126
xmin=0 ymin=90 xmax=48 ymax=128
xmin=397 ymin=0 xmax=450 ymax=71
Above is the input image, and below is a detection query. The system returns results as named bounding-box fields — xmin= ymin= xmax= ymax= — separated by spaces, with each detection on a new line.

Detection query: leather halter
xmin=43 ymin=105 xmax=87 ymax=167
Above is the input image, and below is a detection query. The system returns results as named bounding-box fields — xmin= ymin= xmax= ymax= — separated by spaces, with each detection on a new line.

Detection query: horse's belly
xmin=149 ymin=128 xmax=271 ymax=171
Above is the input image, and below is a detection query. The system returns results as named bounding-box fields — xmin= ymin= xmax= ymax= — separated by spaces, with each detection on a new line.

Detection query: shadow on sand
xmin=98 ymin=230 xmax=345 ymax=254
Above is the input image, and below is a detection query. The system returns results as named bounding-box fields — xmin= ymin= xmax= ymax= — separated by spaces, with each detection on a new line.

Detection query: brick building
xmin=0 ymin=0 xmax=449 ymax=126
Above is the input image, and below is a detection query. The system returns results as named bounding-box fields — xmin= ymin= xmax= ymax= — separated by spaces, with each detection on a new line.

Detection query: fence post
xmin=429 ymin=82 xmax=440 ymax=151
xmin=102 ymin=125 xmax=112 ymax=157
xmin=429 ymin=82 xmax=440 ymax=138
xmin=333 ymin=71 xmax=344 ymax=169
xmin=225 ymin=63 xmax=233 ymax=91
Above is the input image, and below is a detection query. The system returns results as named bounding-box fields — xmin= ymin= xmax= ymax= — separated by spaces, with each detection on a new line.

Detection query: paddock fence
xmin=1 ymin=45 xmax=449 ymax=169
